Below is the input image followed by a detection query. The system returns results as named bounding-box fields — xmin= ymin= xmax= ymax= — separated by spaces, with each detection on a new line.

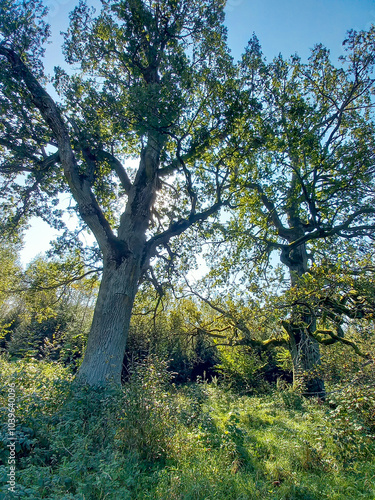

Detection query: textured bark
xmin=288 ymin=319 xmax=325 ymax=397
xmin=282 ymin=235 xmax=325 ymax=397
xmin=77 ymin=138 xmax=162 ymax=385
xmin=76 ymin=257 xmax=141 ymax=385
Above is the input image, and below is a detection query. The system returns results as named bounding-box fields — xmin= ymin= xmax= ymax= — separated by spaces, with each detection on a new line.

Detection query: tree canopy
xmin=0 ymin=0 xmax=374 ymax=389
xmin=189 ymin=30 xmax=375 ymax=395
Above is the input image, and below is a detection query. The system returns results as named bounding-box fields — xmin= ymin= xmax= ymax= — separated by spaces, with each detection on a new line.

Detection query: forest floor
xmin=0 ymin=356 xmax=374 ymax=500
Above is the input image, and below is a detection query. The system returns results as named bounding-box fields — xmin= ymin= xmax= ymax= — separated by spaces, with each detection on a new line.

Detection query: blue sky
xmin=42 ymin=0 xmax=375 ymax=64
xmin=225 ymin=0 xmax=374 ymax=61
xmin=20 ymin=0 xmax=375 ymax=265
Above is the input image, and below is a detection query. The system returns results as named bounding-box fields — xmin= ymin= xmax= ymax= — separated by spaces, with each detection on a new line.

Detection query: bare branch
xmin=287 ymin=207 xmax=375 ymax=252
xmin=144 ymin=200 xmax=225 ymax=264
xmin=243 ymin=180 xmax=293 ymax=240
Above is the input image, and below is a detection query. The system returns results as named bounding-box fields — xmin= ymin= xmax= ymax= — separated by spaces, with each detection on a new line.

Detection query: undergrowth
xmin=0 ymin=355 xmax=374 ymax=499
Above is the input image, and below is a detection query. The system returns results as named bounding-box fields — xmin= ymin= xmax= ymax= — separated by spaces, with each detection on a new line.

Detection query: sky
xmin=19 ymin=0 xmax=375 ymax=266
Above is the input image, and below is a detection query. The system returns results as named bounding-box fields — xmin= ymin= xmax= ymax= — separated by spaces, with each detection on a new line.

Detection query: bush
xmin=116 ymin=356 xmax=179 ymax=462
xmin=0 ymin=355 xmax=141 ymax=499
xmin=328 ymin=383 xmax=375 ymax=461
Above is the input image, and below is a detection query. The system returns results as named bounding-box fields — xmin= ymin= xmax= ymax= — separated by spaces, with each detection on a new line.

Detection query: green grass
xmin=0 ymin=355 xmax=374 ymax=499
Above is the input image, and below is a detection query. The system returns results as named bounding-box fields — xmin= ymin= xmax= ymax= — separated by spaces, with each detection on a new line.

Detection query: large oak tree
xmin=234 ymin=32 xmax=375 ymax=395
xmin=0 ymin=0 xmax=237 ymax=385
xmin=196 ymin=31 xmax=375 ymax=396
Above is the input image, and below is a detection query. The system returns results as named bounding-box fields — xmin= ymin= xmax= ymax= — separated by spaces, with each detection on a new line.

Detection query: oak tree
xmin=0 ymin=0 xmax=236 ymax=385
xmin=203 ymin=31 xmax=375 ymax=395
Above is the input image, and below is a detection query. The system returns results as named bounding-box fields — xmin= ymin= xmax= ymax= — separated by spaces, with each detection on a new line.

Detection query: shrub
xmin=215 ymin=345 xmax=272 ymax=394
xmin=328 ymin=383 xmax=375 ymax=461
xmin=116 ymin=356 xmax=180 ymax=462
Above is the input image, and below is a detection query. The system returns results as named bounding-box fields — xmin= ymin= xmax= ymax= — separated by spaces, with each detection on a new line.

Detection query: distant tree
xmin=0 ymin=0 xmax=237 ymax=385
xmin=201 ymin=31 xmax=375 ymax=396
xmin=0 ymin=241 xmax=98 ymax=366
xmin=0 ymin=240 xmax=23 ymax=347
xmin=8 ymin=255 xmax=98 ymax=364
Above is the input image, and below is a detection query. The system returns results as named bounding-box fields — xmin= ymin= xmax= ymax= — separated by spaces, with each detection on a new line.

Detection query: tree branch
xmin=183 ymin=279 xmax=289 ymax=351
xmin=287 ymin=207 xmax=375 ymax=253
xmin=0 ymin=46 xmax=129 ymax=261
xmin=312 ymin=329 xmax=370 ymax=358
xmin=244 ymin=181 xmax=293 ymax=240
xmin=95 ymin=150 xmax=133 ymax=194
xmin=144 ymin=200 xmax=224 ymax=264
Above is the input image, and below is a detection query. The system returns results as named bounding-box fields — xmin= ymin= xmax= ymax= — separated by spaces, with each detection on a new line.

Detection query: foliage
xmin=280 ymin=249 xmax=375 ymax=350
xmin=215 ymin=345 xmax=274 ymax=394
xmin=0 ymin=0 xmax=240 ymax=384
xmin=189 ymin=28 xmax=375 ymax=392
xmin=0 ymin=245 xmax=98 ymax=369
xmin=116 ymin=356 xmax=178 ymax=462
xmin=328 ymin=383 xmax=375 ymax=461
xmin=0 ymin=355 xmax=374 ymax=499
xmin=0 ymin=241 xmax=23 ymax=343
xmin=125 ymin=294 xmax=220 ymax=382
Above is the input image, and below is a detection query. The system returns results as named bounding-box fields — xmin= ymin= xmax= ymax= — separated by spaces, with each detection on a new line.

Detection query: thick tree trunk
xmin=76 ymin=135 xmax=162 ymax=386
xmin=282 ymin=239 xmax=325 ymax=397
xmin=76 ymin=256 xmax=142 ymax=386
xmin=288 ymin=320 xmax=325 ymax=397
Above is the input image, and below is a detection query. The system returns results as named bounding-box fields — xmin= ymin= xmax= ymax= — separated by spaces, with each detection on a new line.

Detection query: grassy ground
xmin=0 ymin=356 xmax=374 ymax=499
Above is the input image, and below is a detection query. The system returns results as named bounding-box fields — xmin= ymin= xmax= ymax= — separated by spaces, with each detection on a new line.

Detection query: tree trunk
xmin=288 ymin=319 xmax=325 ymax=397
xmin=76 ymin=256 xmax=142 ymax=386
xmin=282 ymin=238 xmax=325 ymax=397
xmin=76 ymin=135 xmax=162 ymax=386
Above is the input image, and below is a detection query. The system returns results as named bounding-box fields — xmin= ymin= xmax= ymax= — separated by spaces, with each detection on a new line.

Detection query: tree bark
xmin=282 ymin=238 xmax=325 ymax=397
xmin=76 ymin=137 xmax=162 ymax=386
xmin=75 ymin=256 xmax=142 ymax=385
xmin=287 ymin=318 xmax=325 ymax=397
